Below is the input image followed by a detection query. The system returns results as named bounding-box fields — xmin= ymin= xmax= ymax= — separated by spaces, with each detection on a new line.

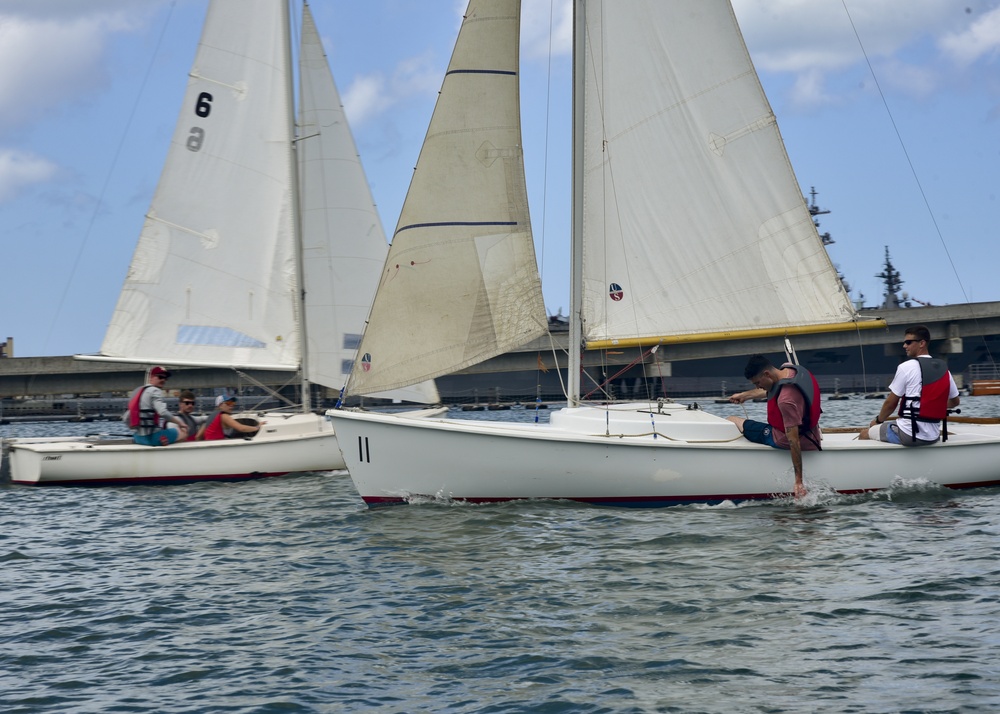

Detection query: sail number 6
xmin=187 ymin=91 xmax=214 ymax=152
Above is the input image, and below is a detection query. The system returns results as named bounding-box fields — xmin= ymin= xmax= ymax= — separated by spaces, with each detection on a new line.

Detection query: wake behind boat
xmin=327 ymin=0 xmax=1000 ymax=506
xmin=8 ymin=0 xmax=437 ymax=486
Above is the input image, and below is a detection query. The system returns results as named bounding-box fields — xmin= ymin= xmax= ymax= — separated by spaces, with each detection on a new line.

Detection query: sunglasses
xmin=181 ymin=400 xmax=195 ymax=405
xmin=902 ymin=339 xmax=922 ymax=346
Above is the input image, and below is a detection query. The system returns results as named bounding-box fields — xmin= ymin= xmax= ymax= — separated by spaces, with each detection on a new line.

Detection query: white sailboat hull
xmin=328 ymin=404 xmax=1000 ymax=507
xmin=7 ymin=412 xmax=343 ymax=486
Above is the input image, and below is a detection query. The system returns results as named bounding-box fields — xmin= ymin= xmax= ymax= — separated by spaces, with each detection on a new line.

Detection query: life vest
xmin=766 ymin=365 xmax=822 ymax=448
xmin=177 ymin=411 xmax=200 ymax=441
xmin=200 ymin=411 xmax=227 ymax=441
xmin=127 ymin=385 xmax=159 ymax=430
xmin=898 ymin=357 xmax=951 ymax=441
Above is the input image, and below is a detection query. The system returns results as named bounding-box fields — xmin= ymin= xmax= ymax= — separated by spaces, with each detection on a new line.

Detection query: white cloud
xmin=0 ymin=148 xmax=58 ymax=203
xmin=0 ymin=4 xmax=156 ymax=135
xmin=344 ymin=50 xmax=444 ymax=127
xmin=876 ymin=58 xmax=939 ymax=97
xmin=0 ymin=15 xmax=105 ymax=133
xmin=788 ymin=68 xmax=837 ymax=109
xmin=343 ymin=73 xmax=391 ymax=126
xmin=940 ymin=6 xmax=1000 ymax=65
xmin=0 ymin=0 xmax=148 ymax=21
xmin=521 ymin=0 xmax=572 ymax=60
xmin=732 ymin=0 xmax=1000 ymax=102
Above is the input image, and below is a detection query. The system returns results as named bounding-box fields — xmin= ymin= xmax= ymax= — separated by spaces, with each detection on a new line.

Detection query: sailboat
xmin=7 ymin=0 xmax=438 ymax=486
xmin=327 ymin=0 xmax=1000 ymax=507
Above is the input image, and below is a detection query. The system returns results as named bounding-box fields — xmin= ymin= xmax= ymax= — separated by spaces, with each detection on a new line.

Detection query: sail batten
xmin=396 ymin=221 xmax=520 ymax=235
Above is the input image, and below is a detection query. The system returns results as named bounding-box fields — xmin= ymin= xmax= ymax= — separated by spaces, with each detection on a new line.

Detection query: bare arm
xmin=785 ymin=424 xmax=806 ymax=498
xmin=221 ymin=413 xmax=260 ymax=434
xmin=150 ymin=389 xmax=187 ymax=435
xmin=870 ymin=392 xmax=901 ymax=427
xmin=729 ymin=387 xmax=766 ymax=404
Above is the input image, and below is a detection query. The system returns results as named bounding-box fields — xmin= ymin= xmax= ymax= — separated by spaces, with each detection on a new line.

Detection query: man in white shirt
xmin=861 ymin=325 xmax=959 ymax=445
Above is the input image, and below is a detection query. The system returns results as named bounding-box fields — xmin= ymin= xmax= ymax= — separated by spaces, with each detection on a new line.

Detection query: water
xmin=4 ymin=399 xmax=1000 ymax=712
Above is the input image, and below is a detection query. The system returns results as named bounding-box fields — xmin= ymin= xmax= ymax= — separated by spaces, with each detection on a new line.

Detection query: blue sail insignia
xmin=177 ymin=325 xmax=266 ymax=348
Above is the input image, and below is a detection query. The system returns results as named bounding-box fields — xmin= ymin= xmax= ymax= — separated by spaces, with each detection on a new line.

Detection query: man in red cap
xmin=124 ymin=366 xmax=188 ymax=446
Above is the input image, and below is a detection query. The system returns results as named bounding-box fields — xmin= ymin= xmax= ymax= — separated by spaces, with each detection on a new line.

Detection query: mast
xmin=286 ymin=0 xmax=311 ymax=411
xmin=569 ymin=0 xmax=586 ymax=406
xmin=876 ymin=245 xmax=905 ymax=310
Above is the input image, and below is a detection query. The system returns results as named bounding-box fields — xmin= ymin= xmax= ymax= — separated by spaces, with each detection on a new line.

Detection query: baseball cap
xmin=215 ymin=393 xmax=238 ymax=407
xmin=149 ymin=366 xmax=171 ymax=379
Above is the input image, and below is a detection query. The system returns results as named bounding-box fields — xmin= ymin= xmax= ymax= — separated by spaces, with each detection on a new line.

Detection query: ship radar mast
xmin=876 ymin=245 xmax=906 ymax=309
xmin=809 ymin=187 xmax=852 ymax=296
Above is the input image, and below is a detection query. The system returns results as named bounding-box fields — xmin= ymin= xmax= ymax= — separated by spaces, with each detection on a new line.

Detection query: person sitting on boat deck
xmin=726 ymin=355 xmax=823 ymax=498
xmin=175 ymin=390 xmax=207 ymax=442
xmin=196 ymin=393 xmax=260 ymax=441
xmin=860 ymin=324 xmax=959 ymax=446
xmin=125 ymin=365 xmax=188 ymax=446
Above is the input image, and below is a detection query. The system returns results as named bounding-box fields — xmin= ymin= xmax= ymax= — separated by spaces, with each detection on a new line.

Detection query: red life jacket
xmin=766 ymin=365 xmax=822 ymax=448
xmin=201 ymin=411 xmax=227 ymax=441
xmin=898 ymin=357 xmax=951 ymax=441
xmin=127 ymin=385 xmax=158 ymax=429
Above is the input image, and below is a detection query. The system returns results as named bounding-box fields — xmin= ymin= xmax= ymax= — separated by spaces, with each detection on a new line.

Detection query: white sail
xmin=345 ymin=0 xmax=548 ymax=397
xmin=100 ymin=0 xmax=299 ymax=369
xmin=579 ymin=0 xmax=857 ymax=348
xmin=297 ymin=4 xmax=438 ymax=403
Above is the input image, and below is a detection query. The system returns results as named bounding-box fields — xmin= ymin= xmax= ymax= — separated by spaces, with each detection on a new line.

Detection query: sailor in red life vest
xmin=124 ymin=365 xmax=188 ymax=446
xmin=860 ymin=324 xmax=959 ymax=446
xmin=727 ymin=354 xmax=823 ymax=498
xmin=196 ymin=393 xmax=261 ymax=441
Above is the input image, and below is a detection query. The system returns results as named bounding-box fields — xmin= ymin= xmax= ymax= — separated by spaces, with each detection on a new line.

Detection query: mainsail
xmin=579 ymin=0 xmax=859 ymax=349
xmin=345 ymin=0 xmax=548 ymax=397
xmin=100 ymin=0 xmax=299 ymax=370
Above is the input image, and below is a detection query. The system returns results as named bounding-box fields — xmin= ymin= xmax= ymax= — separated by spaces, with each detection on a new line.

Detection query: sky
xmin=1 ymin=0 xmax=998 ymax=358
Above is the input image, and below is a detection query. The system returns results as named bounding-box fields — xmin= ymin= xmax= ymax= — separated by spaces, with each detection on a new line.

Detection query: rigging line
xmin=43 ymin=0 xmax=179 ymax=354
xmin=853 ymin=319 xmax=873 ymax=395
xmin=843 ymin=1 xmax=996 ymax=373
xmin=841 ymin=3 xmax=974 ymax=306
xmin=545 ymin=329 xmax=570 ymax=402
xmin=533 ymin=0 xmax=559 ymax=410
xmin=235 ymin=369 xmax=299 ymax=409
xmin=582 ymin=346 xmax=656 ymax=400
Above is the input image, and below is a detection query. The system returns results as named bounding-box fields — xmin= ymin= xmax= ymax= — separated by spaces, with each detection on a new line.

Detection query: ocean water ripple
xmin=5 ymin=408 xmax=1000 ymax=711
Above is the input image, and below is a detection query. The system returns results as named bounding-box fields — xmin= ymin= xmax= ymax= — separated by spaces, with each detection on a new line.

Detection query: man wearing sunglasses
xmin=175 ymin=390 xmax=207 ymax=442
xmin=861 ymin=324 xmax=960 ymax=445
xmin=124 ymin=365 xmax=189 ymax=446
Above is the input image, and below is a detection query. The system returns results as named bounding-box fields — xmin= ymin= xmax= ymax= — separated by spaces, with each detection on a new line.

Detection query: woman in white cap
xmin=196 ymin=393 xmax=261 ymax=441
